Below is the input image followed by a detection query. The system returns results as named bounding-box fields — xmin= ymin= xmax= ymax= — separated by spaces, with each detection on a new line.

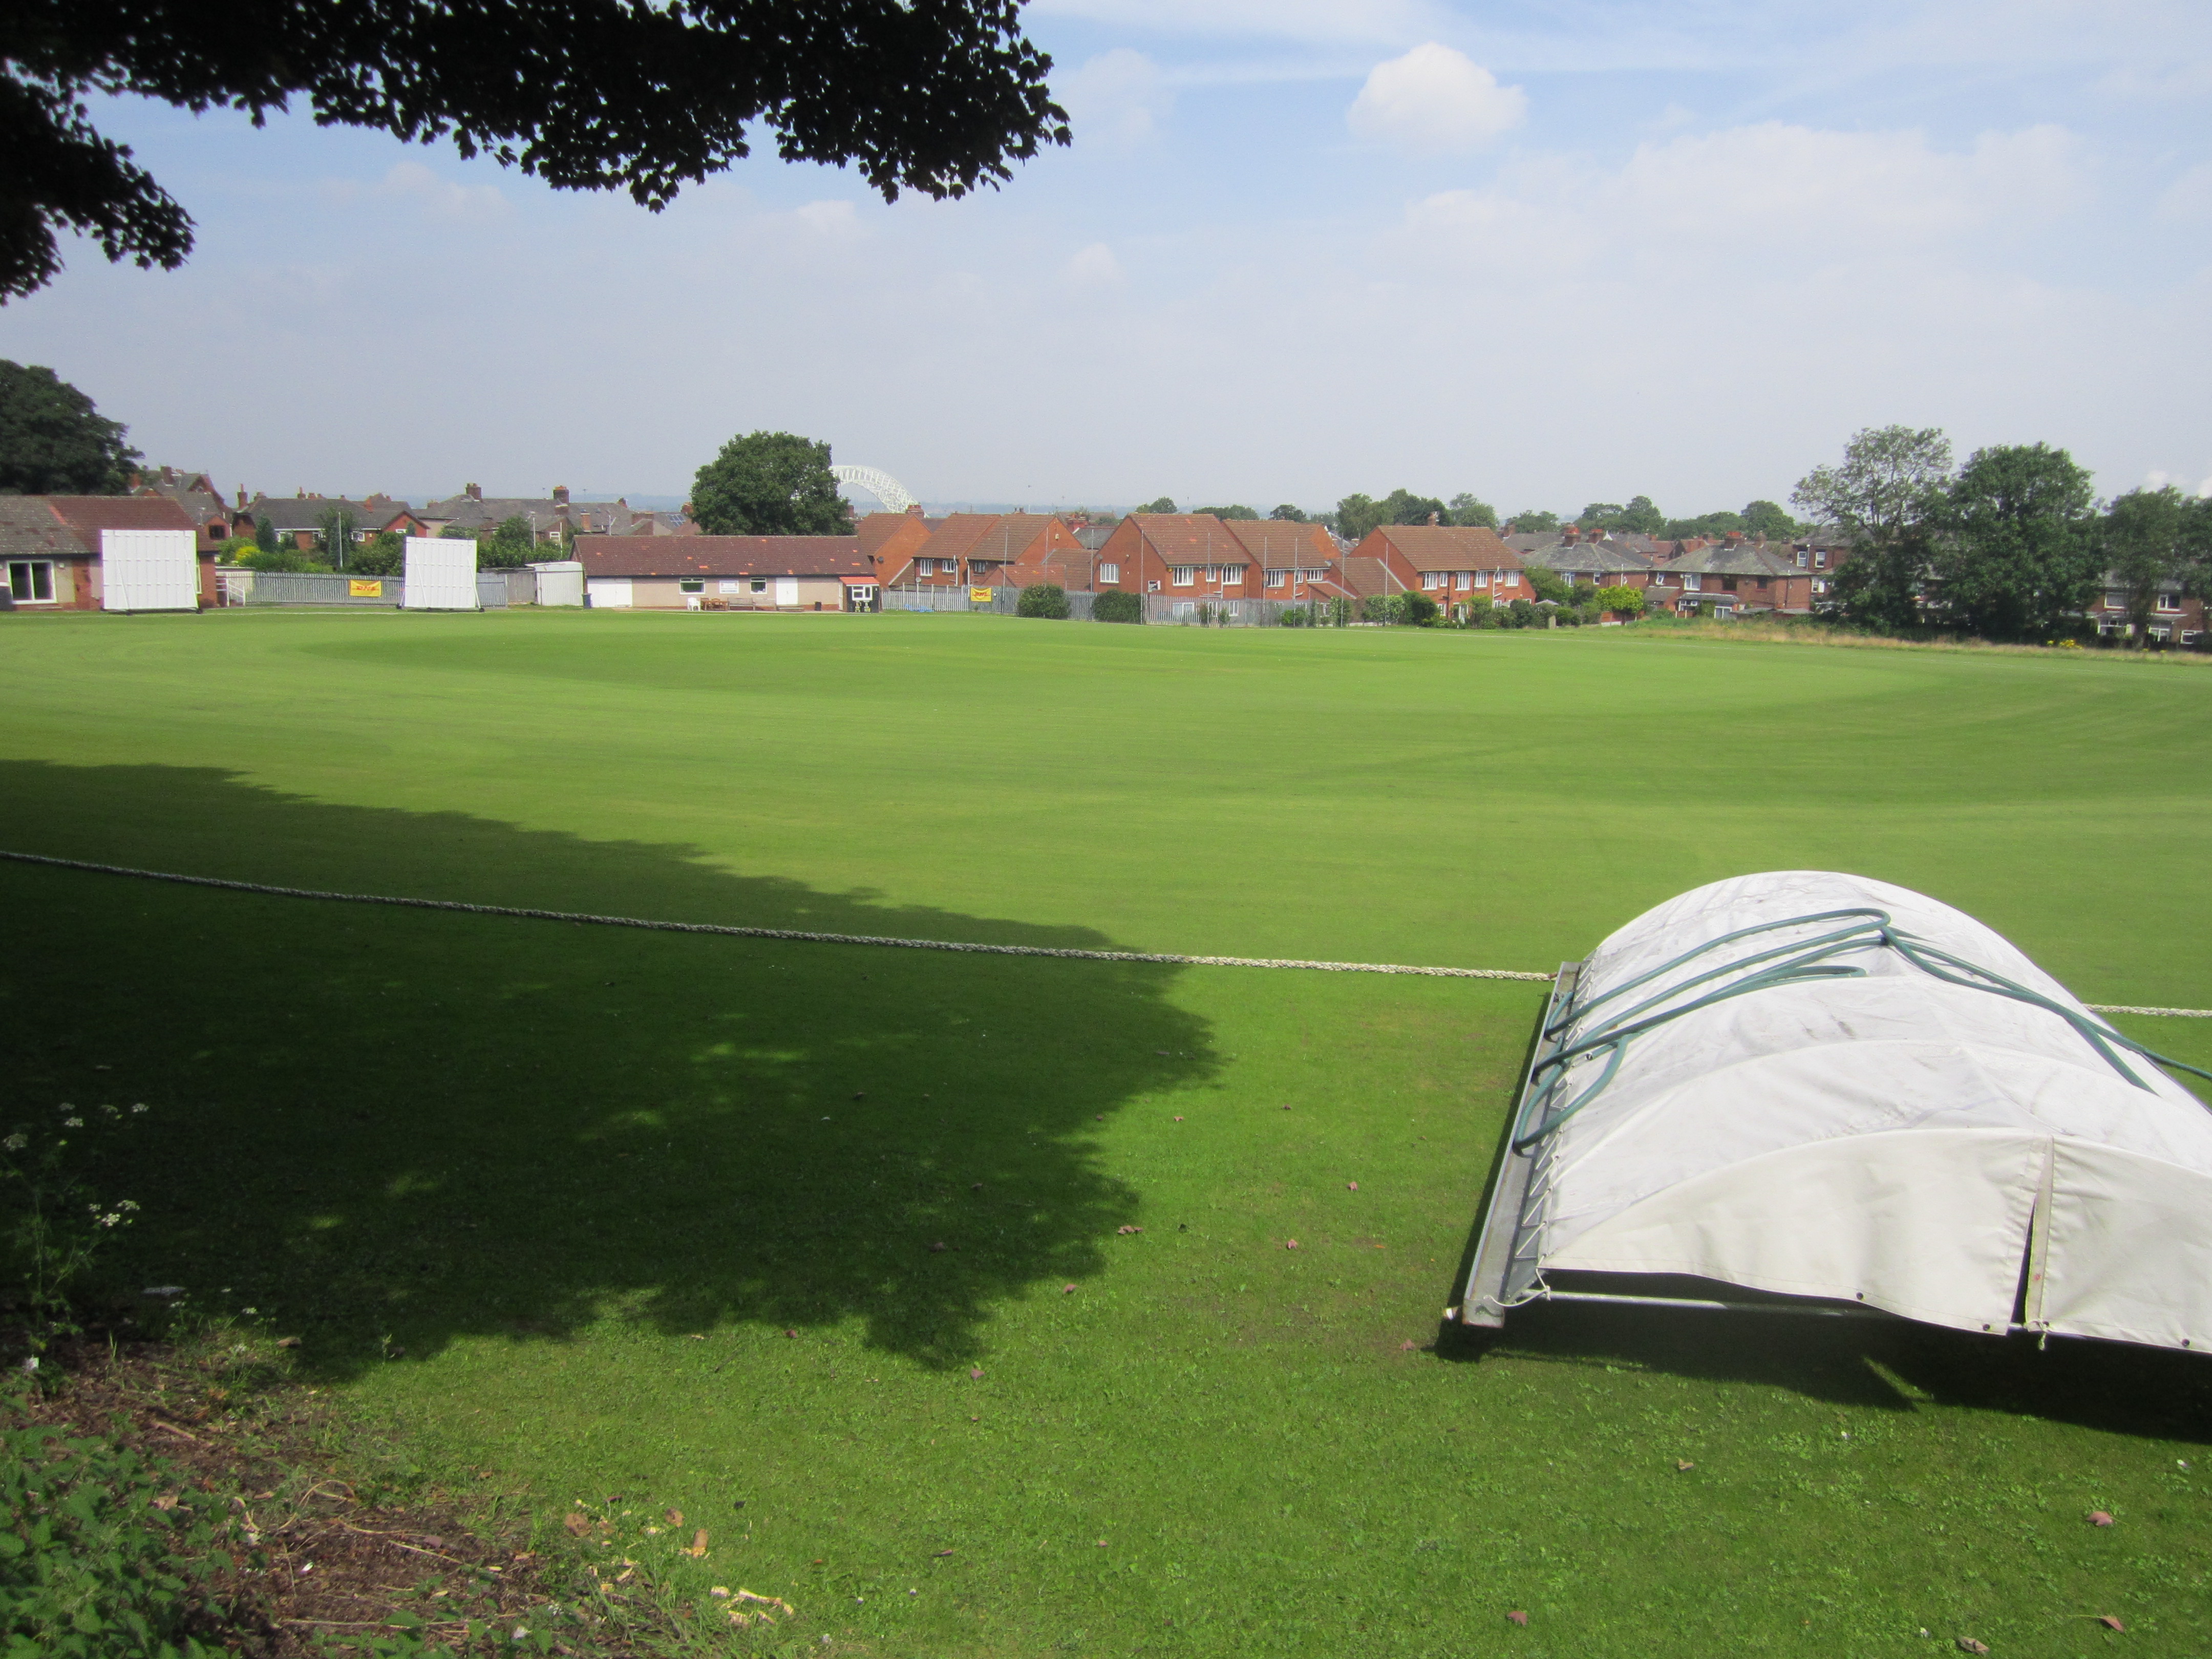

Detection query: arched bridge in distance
xmin=830 ymin=465 xmax=917 ymax=515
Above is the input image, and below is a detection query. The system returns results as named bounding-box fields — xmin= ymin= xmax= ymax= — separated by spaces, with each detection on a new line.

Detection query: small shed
xmin=1462 ymin=871 xmax=2212 ymax=1353
xmin=528 ymin=561 xmax=585 ymax=606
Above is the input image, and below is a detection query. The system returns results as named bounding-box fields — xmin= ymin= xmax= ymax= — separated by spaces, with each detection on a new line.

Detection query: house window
xmin=1796 ymin=550 xmax=1810 ymax=568
xmin=678 ymin=579 xmax=705 ymax=593
xmin=1475 ymin=572 xmax=1490 ymax=587
xmin=1171 ymin=566 xmax=1196 ymax=586
xmin=1755 ymin=577 xmax=1768 ymax=590
xmin=2157 ymin=592 xmax=2181 ymax=612
xmin=750 ymin=579 xmax=767 ymax=593
xmin=1720 ymin=577 xmax=1739 ymax=592
xmin=1098 ymin=562 xmax=1120 ymax=584
xmin=1812 ymin=580 xmax=1830 ymax=594
xmin=1265 ymin=568 xmax=1287 ymax=588
xmin=1684 ymin=574 xmax=1702 ymax=592
xmin=1223 ymin=566 xmax=1243 ymax=585
xmin=1421 ymin=571 xmax=1445 ymax=590
xmin=1455 ymin=572 xmax=1472 ymax=589
xmin=2104 ymin=592 xmax=2125 ymax=610
xmin=1814 ymin=550 xmax=1828 ymax=568
xmin=7 ymin=560 xmax=55 ymax=602
xmin=1501 ymin=572 xmax=1518 ymax=587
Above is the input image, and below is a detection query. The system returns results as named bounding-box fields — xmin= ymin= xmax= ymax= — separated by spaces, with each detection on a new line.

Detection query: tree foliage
xmin=1015 ymin=582 xmax=1069 ymax=618
xmin=1267 ymin=504 xmax=1308 ymax=522
xmin=2 ymin=0 xmax=1067 ymax=300
xmin=2099 ymin=486 xmax=2187 ymax=647
xmin=1190 ymin=504 xmax=1259 ymax=520
xmin=477 ymin=514 xmax=539 ymax=568
xmin=1932 ymin=443 xmax=2098 ymax=640
xmin=1447 ymin=492 xmax=1498 ymax=529
xmin=352 ymin=529 xmax=404 ymax=576
xmin=316 ymin=504 xmax=357 ymax=568
xmin=1136 ymin=497 xmax=1177 ymax=515
xmin=1336 ymin=488 xmax=1448 ymax=543
xmin=0 ymin=359 xmax=139 ymax=492
xmin=1506 ymin=509 xmax=1560 ymax=534
xmin=692 ymin=432 xmax=848 ymax=535
xmin=1794 ymin=425 xmax=1954 ymax=630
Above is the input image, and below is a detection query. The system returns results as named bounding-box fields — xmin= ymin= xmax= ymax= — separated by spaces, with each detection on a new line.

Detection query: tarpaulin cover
xmin=1520 ymin=871 xmax=2212 ymax=1350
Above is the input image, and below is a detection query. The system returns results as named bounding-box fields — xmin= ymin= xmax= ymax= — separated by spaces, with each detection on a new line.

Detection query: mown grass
xmin=1 ymin=608 xmax=2208 ymax=1656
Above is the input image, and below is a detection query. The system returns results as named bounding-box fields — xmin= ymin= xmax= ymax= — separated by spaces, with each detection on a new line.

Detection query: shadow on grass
xmin=0 ymin=761 xmax=1215 ymax=1378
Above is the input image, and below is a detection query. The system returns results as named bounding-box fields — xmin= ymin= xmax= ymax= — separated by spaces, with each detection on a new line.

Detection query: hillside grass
xmin=1 ymin=607 xmax=2208 ymax=1657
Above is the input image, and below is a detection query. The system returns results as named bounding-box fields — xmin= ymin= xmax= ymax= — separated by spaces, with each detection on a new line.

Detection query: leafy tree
xmin=1506 ymin=509 xmax=1560 ymax=534
xmin=1740 ymin=499 xmax=1796 ymax=540
xmin=692 ymin=432 xmax=848 ymax=535
xmin=4 ymin=1 xmax=1066 ymax=302
xmin=1378 ymin=488 xmax=1447 ymax=526
xmin=1268 ymin=504 xmax=1309 ymax=522
xmin=1611 ymin=495 xmax=1665 ymax=535
xmin=1522 ymin=565 xmax=1573 ymax=606
xmin=1191 ymin=504 xmax=1259 ymax=520
xmin=476 ymin=514 xmax=539 ymax=569
xmin=253 ymin=514 xmax=276 ymax=552
xmin=1447 ymin=492 xmax=1498 ymax=529
xmin=1334 ymin=494 xmax=1379 ymax=542
xmin=2097 ymin=485 xmax=2186 ymax=647
xmin=1933 ymin=443 xmax=2098 ymax=640
xmin=1596 ymin=583 xmax=1644 ymax=615
xmin=316 ymin=505 xmax=358 ymax=568
xmin=1660 ymin=509 xmax=1742 ymax=541
xmin=1794 ymin=425 xmax=1954 ymax=630
xmin=2182 ymin=496 xmax=2212 ymax=612
xmin=352 ymin=529 xmax=404 ymax=576
xmin=0 ymin=360 xmax=139 ymax=492
xmin=1137 ymin=496 xmax=1177 ymax=515
xmin=1577 ymin=502 xmax=1625 ymax=529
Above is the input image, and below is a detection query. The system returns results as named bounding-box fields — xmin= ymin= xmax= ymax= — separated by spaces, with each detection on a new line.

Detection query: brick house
xmin=1221 ymin=519 xmax=1352 ymax=602
xmin=1346 ymin=523 xmax=1529 ymax=610
xmin=419 ymin=483 xmax=628 ymax=544
xmin=576 ymin=535 xmax=876 ymax=611
xmin=132 ymin=467 xmax=236 ymax=551
xmin=1645 ymin=535 xmax=1818 ymax=616
xmin=859 ymin=506 xmax=943 ymax=586
xmin=906 ymin=513 xmax=1088 ymax=590
xmin=241 ymin=492 xmax=427 ymax=552
xmin=1092 ymin=514 xmax=1256 ymax=609
xmin=1 ymin=495 xmax=212 ymax=610
xmin=2087 ymin=578 xmax=2206 ymax=646
xmin=1518 ymin=529 xmax=1656 ymax=591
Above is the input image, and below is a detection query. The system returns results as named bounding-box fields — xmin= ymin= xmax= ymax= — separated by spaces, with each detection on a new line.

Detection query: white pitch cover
xmin=1523 ymin=871 xmax=2212 ymax=1352
xmin=100 ymin=529 xmax=199 ymax=612
xmin=402 ymin=537 xmax=480 ymax=610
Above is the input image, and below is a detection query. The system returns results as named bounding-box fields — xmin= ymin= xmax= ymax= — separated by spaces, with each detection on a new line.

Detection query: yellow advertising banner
xmin=970 ymin=586 xmax=994 ymax=604
xmin=349 ymin=579 xmax=384 ymax=598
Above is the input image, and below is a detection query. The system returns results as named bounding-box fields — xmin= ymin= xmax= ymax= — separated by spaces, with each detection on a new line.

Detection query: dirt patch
xmin=12 ymin=1335 xmax=687 ymax=1656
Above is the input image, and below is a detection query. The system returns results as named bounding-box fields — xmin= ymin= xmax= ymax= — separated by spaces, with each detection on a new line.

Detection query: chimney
xmin=906 ymin=502 xmax=925 ymax=517
xmin=465 ymin=482 xmax=482 ymax=501
xmin=1428 ymin=511 xmax=1440 ymax=525
xmin=553 ymin=485 xmax=569 ymax=506
xmin=1725 ymin=529 xmax=1745 ymax=545
xmin=1563 ymin=526 xmax=1580 ymax=546
xmin=236 ymin=487 xmax=248 ymax=508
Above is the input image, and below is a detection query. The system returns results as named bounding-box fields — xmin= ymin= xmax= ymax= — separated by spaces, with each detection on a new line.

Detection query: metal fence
xmin=881 ymin=586 xmax=1341 ymax=625
xmin=220 ymin=568 xmax=530 ymax=607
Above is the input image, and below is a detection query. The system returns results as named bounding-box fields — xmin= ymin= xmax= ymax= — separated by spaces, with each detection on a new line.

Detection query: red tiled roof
xmin=922 ymin=513 xmax=1060 ymax=566
xmin=1367 ymin=524 xmax=1521 ymax=571
xmin=1221 ymin=519 xmax=1335 ymax=563
xmin=577 ymin=536 xmax=869 ymax=579
xmin=857 ymin=512 xmax=938 ymax=558
xmin=1131 ymin=515 xmax=1252 ymax=566
xmin=42 ymin=495 xmax=198 ymax=551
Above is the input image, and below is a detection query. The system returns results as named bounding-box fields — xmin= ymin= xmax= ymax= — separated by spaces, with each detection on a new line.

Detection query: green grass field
xmin=3 ymin=609 xmax=2209 ymax=1656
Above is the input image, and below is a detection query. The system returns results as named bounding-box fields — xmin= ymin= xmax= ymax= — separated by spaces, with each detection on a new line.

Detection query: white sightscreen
xmin=100 ymin=529 xmax=199 ymax=612
xmin=402 ymin=538 xmax=480 ymax=610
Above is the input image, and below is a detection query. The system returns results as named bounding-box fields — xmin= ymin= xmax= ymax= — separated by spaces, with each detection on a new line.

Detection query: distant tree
xmin=1334 ymin=493 xmax=1380 ymax=542
xmin=2183 ymin=496 xmax=2212 ymax=613
xmin=351 ymin=529 xmax=404 ymax=576
xmin=1378 ymin=488 xmax=1447 ymax=526
xmin=1596 ymin=583 xmax=1644 ymax=615
xmin=1660 ymin=510 xmax=1742 ymax=541
xmin=1611 ymin=495 xmax=1665 ymax=535
xmin=254 ymin=515 xmax=276 ymax=552
xmin=1522 ymin=566 xmax=1573 ymax=606
xmin=1740 ymin=499 xmax=1796 ymax=540
xmin=1447 ymin=492 xmax=1499 ymax=529
xmin=2101 ymin=486 xmax=2188 ymax=647
xmin=4 ymin=0 xmax=1067 ymax=302
xmin=1794 ymin=426 xmax=1955 ymax=630
xmin=1268 ymin=504 xmax=1309 ymax=522
xmin=1933 ymin=443 xmax=2098 ymax=640
xmin=0 ymin=360 xmax=140 ymax=493
xmin=1192 ymin=504 xmax=1259 ymax=520
xmin=476 ymin=514 xmax=539 ymax=569
xmin=1506 ymin=509 xmax=1560 ymax=535
xmin=692 ymin=432 xmax=848 ymax=535
xmin=1137 ymin=496 xmax=1178 ymax=515
xmin=1578 ymin=502 xmax=1625 ymax=529
xmin=316 ymin=505 xmax=358 ymax=569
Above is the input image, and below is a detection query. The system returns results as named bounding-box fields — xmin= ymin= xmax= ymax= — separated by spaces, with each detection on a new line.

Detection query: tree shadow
xmin=0 ymin=760 xmax=1216 ymax=1378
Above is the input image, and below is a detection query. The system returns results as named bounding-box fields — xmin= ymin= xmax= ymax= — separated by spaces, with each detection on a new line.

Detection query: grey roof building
xmin=420 ymin=483 xmax=634 ymax=541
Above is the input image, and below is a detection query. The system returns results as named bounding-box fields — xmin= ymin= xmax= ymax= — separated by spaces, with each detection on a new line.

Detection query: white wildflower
xmin=62 ymin=1118 xmax=84 ymax=1129
xmin=131 ymin=1103 xmax=148 ymax=1114
xmin=3 ymin=1133 xmax=26 ymax=1153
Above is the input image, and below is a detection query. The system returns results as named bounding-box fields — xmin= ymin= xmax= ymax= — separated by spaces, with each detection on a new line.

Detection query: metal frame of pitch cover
xmin=1451 ymin=960 xmax=1898 ymax=1332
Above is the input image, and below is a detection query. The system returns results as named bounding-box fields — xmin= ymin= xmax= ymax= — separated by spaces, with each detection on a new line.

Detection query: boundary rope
xmin=0 ymin=849 xmax=1552 ymax=982
xmin=2 ymin=849 xmax=2203 ymax=1015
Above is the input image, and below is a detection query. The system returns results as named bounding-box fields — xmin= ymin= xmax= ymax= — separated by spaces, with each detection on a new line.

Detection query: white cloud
xmin=2157 ymin=162 xmax=2212 ymax=222
xmin=373 ymin=161 xmax=509 ymax=221
xmin=1059 ymin=49 xmax=1175 ymax=148
xmin=1407 ymin=122 xmax=2084 ymax=257
xmin=1347 ymin=45 xmax=1526 ymax=155
xmin=1064 ymin=243 xmax=1125 ymax=288
xmin=793 ymin=200 xmax=866 ymax=241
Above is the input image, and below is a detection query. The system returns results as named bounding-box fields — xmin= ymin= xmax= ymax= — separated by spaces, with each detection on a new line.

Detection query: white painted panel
xmin=530 ymin=562 xmax=584 ymax=606
xmin=402 ymin=538 xmax=480 ymax=609
xmin=587 ymin=578 xmax=632 ymax=608
xmin=100 ymin=529 xmax=199 ymax=612
xmin=774 ymin=577 xmax=798 ymax=607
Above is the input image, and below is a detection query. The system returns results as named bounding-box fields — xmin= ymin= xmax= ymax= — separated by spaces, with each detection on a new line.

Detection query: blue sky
xmin=2 ymin=1 xmax=2207 ymax=516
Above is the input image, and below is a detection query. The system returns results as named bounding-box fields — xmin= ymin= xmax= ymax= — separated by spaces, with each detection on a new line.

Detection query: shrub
xmin=237 ymin=548 xmax=328 ymax=574
xmin=1277 ymin=603 xmax=1313 ymax=627
xmin=1596 ymin=583 xmax=1644 ymax=615
xmin=1523 ymin=566 xmax=1573 ymax=606
xmin=350 ymin=531 xmax=404 ymax=577
xmin=1016 ymin=583 xmax=1069 ymax=619
xmin=0 ymin=1413 xmax=228 ymax=1656
xmin=1507 ymin=598 xmax=1536 ymax=628
xmin=1402 ymin=592 xmax=1440 ymax=626
xmin=1093 ymin=589 xmax=1143 ymax=624
xmin=1325 ymin=597 xmax=1354 ymax=627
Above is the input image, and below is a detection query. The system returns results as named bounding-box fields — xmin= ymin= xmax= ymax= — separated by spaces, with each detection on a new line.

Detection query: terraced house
xmin=1222 ymin=518 xmax=1351 ymax=602
xmin=1645 ymin=534 xmax=1819 ymax=617
xmin=1344 ymin=523 xmax=1528 ymax=608
xmin=1092 ymin=514 xmax=1257 ymax=611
